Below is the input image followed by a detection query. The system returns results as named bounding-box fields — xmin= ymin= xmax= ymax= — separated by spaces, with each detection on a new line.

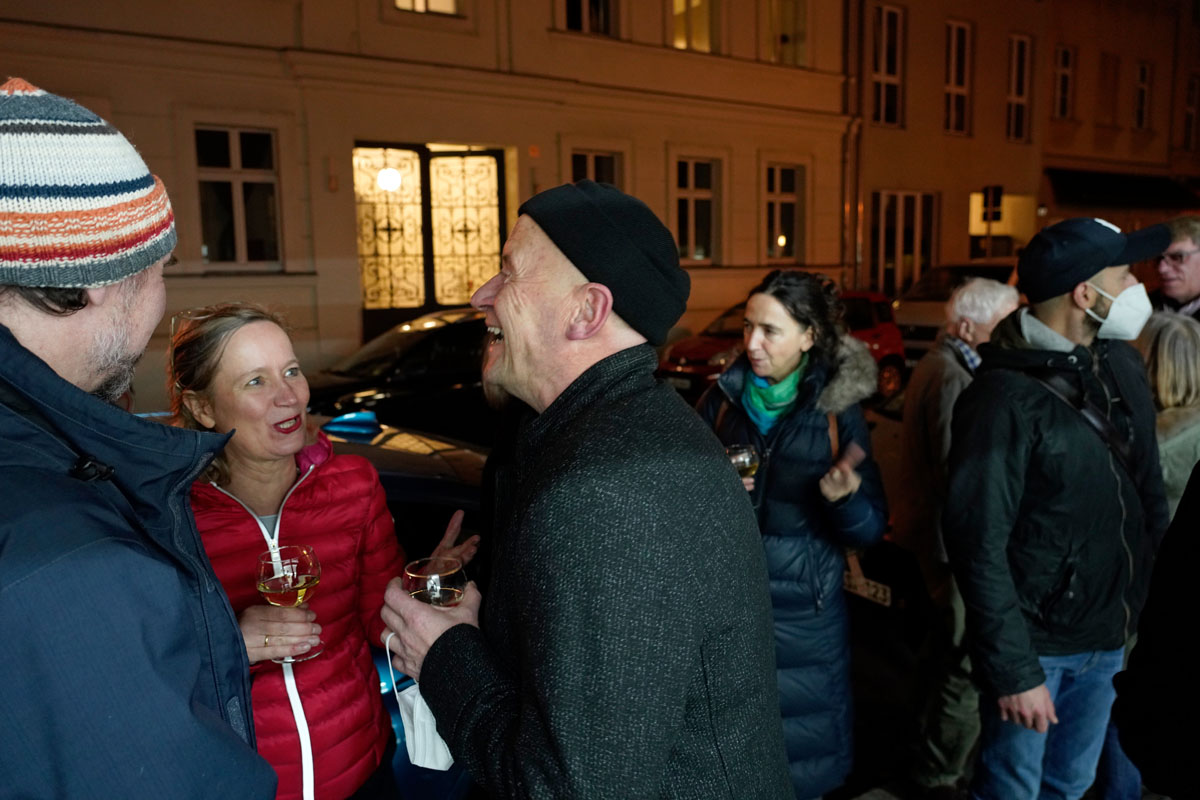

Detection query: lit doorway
xmin=352 ymin=143 xmax=506 ymax=340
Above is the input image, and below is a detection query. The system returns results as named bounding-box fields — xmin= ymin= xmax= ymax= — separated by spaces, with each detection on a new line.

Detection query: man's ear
xmin=566 ymin=283 xmax=614 ymax=341
xmin=1070 ymin=282 xmax=1095 ymax=311
xmin=955 ymin=317 xmax=976 ymax=345
xmin=181 ymin=390 xmax=216 ymax=430
xmin=82 ymin=284 xmax=116 ymax=309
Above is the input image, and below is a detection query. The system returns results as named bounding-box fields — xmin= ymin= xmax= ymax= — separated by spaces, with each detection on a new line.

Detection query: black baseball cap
xmin=1018 ymin=217 xmax=1170 ymax=303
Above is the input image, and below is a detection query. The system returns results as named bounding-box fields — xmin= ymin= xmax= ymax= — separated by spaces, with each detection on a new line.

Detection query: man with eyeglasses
xmin=0 ymin=79 xmax=276 ymax=797
xmin=1151 ymin=216 xmax=1200 ymax=320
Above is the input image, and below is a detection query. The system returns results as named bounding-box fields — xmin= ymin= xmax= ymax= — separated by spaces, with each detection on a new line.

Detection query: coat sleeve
xmin=943 ymin=379 xmax=1045 ymax=697
xmin=0 ymin=497 xmax=277 ymax=799
xmin=353 ymin=462 xmax=404 ymax=646
xmin=418 ymin=478 xmax=701 ymax=798
xmin=822 ymin=403 xmax=888 ymax=548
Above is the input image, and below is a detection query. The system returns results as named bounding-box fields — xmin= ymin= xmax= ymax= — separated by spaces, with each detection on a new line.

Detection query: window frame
xmin=943 ymin=20 xmax=972 ymax=135
xmin=763 ymin=0 xmax=809 ymax=67
xmin=569 ymin=149 xmax=624 ymax=189
xmin=763 ymin=163 xmax=806 ymax=264
xmin=1134 ymin=61 xmax=1153 ymax=132
xmin=1052 ymin=44 xmax=1075 ymax=121
xmin=193 ymin=125 xmax=283 ymax=270
xmin=668 ymin=0 xmax=717 ymax=53
xmin=393 ymin=0 xmax=458 ymax=14
xmin=560 ymin=0 xmax=619 ymax=37
xmin=1006 ymin=33 xmax=1033 ymax=143
xmin=871 ymin=4 xmax=905 ymax=127
xmin=671 ymin=154 xmax=723 ymax=266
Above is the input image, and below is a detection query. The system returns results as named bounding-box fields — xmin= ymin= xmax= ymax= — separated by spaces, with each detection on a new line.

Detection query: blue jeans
xmin=970 ymin=648 xmax=1124 ymax=800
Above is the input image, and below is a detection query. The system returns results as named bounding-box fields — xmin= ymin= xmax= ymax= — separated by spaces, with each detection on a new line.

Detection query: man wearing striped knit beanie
xmin=0 ymin=78 xmax=276 ymax=798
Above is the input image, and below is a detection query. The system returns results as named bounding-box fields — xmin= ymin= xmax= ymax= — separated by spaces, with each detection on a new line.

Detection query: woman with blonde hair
xmin=1137 ymin=310 xmax=1200 ymax=520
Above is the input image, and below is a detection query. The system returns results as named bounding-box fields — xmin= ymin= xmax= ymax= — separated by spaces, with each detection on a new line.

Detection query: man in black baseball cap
xmin=943 ymin=218 xmax=1170 ymax=799
xmin=379 ymin=181 xmax=792 ymax=798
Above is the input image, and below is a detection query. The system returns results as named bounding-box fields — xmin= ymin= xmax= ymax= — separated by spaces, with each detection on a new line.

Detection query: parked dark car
xmin=658 ymin=290 xmax=907 ymax=404
xmin=307 ymin=308 xmax=499 ymax=447
xmin=892 ymin=261 xmax=1017 ymax=364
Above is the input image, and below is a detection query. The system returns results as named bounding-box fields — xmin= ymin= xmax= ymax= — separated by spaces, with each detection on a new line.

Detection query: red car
xmin=658 ymin=291 xmax=906 ymax=404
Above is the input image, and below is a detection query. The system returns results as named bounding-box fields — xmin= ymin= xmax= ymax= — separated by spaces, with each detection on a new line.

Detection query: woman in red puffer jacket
xmin=169 ymin=303 xmax=476 ymax=800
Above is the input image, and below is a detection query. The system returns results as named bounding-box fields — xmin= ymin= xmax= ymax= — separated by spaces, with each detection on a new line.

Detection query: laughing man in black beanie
xmin=380 ymin=181 xmax=792 ymax=798
xmin=942 ymin=217 xmax=1170 ymax=800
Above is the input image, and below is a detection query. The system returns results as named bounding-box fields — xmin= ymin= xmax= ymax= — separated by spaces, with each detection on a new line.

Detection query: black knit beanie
xmin=1018 ymin=217 xmax=1170 ymax=303
xmin=518 ymin=180 xmax=690 ymax=346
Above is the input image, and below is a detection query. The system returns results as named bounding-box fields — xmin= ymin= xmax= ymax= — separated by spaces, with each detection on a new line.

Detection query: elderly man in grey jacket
xmin=895 ymin=277 xmax=1018 ymax=799
xmin=381 ymin=180 xmax=792 ymax=799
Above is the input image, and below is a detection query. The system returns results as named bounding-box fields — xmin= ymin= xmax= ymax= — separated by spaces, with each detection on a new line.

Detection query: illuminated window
xmin=765 ymin=165 xmax=804 ymax=262
xmin=1052 ymin=45 xmax=1074 ymax=120
xmin=672 ymin=0 xmax=713 ymax=53
xmin=565 ymin=0 xmax=616 ymax=36
xmin=1184 ymin=75 xmax=1199 ymax=151
xmin=944 ymin=21 xmax=971 ymax=134
xmin=1134 ymin=61 xmax=1152 ymax=131
xmin=1006 ymin=34 xmax=1032 ymax=142
xmin=766 ymin=0 xmax=807 ymax=67
xmin=352 ymin=144 xmax=504 ymax=311
xmin=870 ymin=190 xmax=936 ymax=296
xmin=674 ymin=158 xmax=719 ymax=263
xmin=571 ymin=150 xmax=622 ymax=188
xmin=394 ymin=0 xmax=457 ymax=13
xmin=872 ymin=5 xmax=904 ymax=126
xmin=195 ymin=126 xmax=280 ymax=266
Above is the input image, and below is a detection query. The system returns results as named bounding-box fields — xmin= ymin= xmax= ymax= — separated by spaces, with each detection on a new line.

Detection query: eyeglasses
xmin=168 ymin=306 xmax=220 ymax=341
xmin=1159 ymin=248 xmax=1200 ymax=265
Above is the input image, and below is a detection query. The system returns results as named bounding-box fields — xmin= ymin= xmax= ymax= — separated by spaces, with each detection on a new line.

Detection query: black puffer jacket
xmin=944 ymin=310 xmax=1168 ymax=698
xmin=698 ymin=337 xmax=887 ymax=799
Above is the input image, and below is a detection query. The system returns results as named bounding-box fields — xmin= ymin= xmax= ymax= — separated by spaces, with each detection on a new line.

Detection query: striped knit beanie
xmin=0 ymin=77 xmax=176 ymax=289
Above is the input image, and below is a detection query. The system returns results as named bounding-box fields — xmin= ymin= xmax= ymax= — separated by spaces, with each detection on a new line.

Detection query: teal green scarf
xmin=741 ymin=354 xmax=806 ymax=435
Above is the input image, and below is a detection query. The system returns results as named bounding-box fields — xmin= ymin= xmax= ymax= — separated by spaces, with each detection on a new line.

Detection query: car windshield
xmin=703 ymin=303 xmax=746 ymax=337
xmin=843 ymin=298 xmax=874 ymax=332
xmin=329 ymin=317 xmax=451 ymax=379
xmin=901 ymin=265 xmax=1012 ymax=301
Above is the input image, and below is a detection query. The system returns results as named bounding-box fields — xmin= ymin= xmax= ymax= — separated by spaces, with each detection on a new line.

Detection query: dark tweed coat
xmin=421 ymin=345 xmax=792 ymax=799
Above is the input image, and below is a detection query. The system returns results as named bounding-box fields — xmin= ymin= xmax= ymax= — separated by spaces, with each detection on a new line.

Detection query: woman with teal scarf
xmin=698 ymin=270 xmax=888 ymax=799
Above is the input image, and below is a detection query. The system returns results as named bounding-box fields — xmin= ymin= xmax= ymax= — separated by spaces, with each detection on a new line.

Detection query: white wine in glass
xmin=257 ymin=545 xmax=324 ymax=662
xmin=725 ymin=444 xmax=761 ymax=478
xmin=403 ymin=557 xmax=467 ymax=607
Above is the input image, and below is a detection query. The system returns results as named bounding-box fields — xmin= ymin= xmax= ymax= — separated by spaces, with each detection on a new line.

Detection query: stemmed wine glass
xmin=725 ymin=444 xmax=761 ymax=478
xmin=402 ymin=557 xmax=467 ymax=607
xmin=256 ymin=545 xmax=324 ymax=663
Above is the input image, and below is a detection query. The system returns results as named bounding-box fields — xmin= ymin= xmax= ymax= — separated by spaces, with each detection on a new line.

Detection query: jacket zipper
xmin=1094 ymin=363 xmax=1134 ymax=639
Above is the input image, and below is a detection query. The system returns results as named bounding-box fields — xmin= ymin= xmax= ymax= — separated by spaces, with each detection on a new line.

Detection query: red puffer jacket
xmin=191 ymin=433 xmax=403 ymax=800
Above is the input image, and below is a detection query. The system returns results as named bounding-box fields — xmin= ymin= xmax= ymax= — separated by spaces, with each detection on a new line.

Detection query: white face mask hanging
xmin=1085 ymin=282 xmax=1152 ymax=340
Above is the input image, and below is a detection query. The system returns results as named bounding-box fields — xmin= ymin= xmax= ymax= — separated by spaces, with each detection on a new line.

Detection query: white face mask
xmin=1085 ymin=282 xmax=1152 ymax=340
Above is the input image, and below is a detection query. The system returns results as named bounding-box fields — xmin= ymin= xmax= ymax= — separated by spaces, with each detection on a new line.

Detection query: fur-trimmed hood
xmin=817 ymin=335 xmax=878 ymax=414
xmin=717 ymin=334 xmax=878 ymax=416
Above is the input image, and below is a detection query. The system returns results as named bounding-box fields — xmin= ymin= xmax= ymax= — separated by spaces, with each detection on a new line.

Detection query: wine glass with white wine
xmin=256 ymin=545 xmax=324 ymax=663
xmin=402 ymin=557 xmax=467 ymax=607
xmin=725 ymin=444 xmax=761 ymax=479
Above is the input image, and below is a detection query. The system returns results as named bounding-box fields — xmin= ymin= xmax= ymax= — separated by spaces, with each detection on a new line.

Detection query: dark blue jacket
xmin=698 ymin=339 xmax=887 ymax=799
xmin=0 ymin=324 xmax=277 ymax=798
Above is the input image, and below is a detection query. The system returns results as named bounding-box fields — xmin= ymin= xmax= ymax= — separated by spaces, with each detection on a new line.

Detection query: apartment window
xmin=870 ymin=190 xmax=936 ymax=296
xmin=1098 ymin=52 xmax=1120 ymax=126
xmin=672 ymin=0 xmax=713 ymax=53
xmin=1185 ymin=75 xmax=1199 ymax=151
xmin=872 ymin=5 xmax=904 ymax=126
xmin=765 ymin=165 xmax=805 ymax=262
xmin=571 ymin=150 xmax=622 ymax=188
xmin=1134 ymin=61 xmax=1152 ymax=131
xmin=944 ymin=21 xmax=971 ymax=134
xmin=675 ymin=158 xmax=719 ymax=263
xmin=1006 ymin=35 xmax=1032 ymax=142
xmin=566 ymin=0 xmax=616 ymax=36
xmin=394 ymin=0 xmax=457 ymax=12
xmin=1052 ymin=45 xmax=1074 ymax=120
xmin=195 ymin=127 xmax=280 ymax=266
xmin=767 ymin=0 xmax=807 ymax=67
